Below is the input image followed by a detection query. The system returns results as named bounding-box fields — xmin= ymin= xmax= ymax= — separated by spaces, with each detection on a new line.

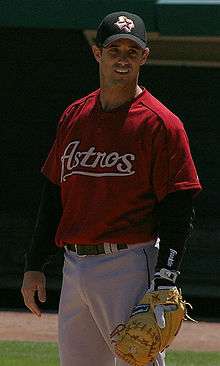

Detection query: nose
xmin=118 ymin=55 xmax=128 ymax=66
xmin=117 ymin=52 xmax=129 ymax=65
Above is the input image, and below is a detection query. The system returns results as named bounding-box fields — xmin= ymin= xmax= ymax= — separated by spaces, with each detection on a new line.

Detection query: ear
xmin=140 ymin=47 xmax=150 ymax=66
xmin=92 ymin=45 xmax=102 ymax=63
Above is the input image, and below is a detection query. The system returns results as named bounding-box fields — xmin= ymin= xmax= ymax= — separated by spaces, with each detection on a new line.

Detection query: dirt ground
xmin=0 ymin=310 xmax=219 ymax=351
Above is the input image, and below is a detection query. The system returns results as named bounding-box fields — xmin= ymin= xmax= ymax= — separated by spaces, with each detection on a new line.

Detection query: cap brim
xmin=102 ymin=34 xmax=146 ymax=49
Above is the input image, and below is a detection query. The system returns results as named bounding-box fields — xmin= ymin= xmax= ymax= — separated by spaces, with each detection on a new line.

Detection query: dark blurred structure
xmin=1 ymin=1 xmax=220 ymax=316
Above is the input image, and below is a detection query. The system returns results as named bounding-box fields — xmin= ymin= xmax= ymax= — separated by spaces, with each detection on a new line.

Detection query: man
xmin=21 ymin=11 xmax=202 ymax=366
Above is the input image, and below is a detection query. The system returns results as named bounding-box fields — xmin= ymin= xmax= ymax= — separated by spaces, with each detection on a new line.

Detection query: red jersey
xmin=42 ymin=88 xmax=202 ymax=246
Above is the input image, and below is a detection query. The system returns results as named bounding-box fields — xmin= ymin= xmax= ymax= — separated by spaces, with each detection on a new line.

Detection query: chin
xmin=112 ymin=74 xmax=131 ymax=83
xmin=112 ymin=79 xmax=130 ymax=86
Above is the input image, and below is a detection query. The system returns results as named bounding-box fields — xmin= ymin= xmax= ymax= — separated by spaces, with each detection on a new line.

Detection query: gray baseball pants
xmin=58 ymin=241 xmax=165 ymax=366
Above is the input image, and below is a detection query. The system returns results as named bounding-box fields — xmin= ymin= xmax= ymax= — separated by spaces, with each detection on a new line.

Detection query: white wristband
xmin=155 ymin=268 xmax=180 ymax=283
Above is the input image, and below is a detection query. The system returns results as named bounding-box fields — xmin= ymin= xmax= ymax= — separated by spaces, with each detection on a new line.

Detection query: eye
xmin=128 ymin=49 xmax=139 ymax=57
xmin=108 ymin=47 xmax=119 ymax=54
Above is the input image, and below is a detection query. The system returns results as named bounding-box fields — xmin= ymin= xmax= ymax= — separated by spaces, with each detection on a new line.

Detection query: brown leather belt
xmin=66 ymin=243 xmax=128 ymax=256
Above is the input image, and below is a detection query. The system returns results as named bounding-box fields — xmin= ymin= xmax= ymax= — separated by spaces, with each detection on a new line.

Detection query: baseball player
xmin=21 ymin=11 xmax=202 ymax=366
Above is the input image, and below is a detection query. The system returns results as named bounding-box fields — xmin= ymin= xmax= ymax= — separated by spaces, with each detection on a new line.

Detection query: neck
xmin=99 ymin=84 xmax=142 ymax=112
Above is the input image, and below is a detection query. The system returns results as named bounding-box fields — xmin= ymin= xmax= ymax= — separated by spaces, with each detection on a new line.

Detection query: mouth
xmin=114 ymin=69 xmax=129 ymax=75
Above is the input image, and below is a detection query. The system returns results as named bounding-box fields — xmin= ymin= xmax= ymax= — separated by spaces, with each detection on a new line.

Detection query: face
xmin=92 ymin=38 xmax=149 ymax=88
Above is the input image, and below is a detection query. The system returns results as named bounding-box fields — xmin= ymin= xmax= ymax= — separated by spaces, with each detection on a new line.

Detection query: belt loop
xmin=104 ymin=243 xmax=112 ymax=254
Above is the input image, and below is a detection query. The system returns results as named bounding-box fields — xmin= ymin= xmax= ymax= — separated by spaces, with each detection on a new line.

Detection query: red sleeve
xmin=41 ymin=108 xmax=69 ymax=185
xmin=152 ymin=118 xmax=202 ymax=202
xmin=41 ymin=136 xmax=61 ymax=185
xmin=41 ymin=101 xmax=78 ymax=184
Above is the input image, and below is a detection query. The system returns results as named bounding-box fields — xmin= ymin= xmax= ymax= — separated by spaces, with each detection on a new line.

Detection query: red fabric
xmin=42 ymin=88 xmax=202 ymax=246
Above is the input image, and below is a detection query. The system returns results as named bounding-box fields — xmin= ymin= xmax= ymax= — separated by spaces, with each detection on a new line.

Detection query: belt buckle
xmin=75 ymin=244 xmax=87 ymax=257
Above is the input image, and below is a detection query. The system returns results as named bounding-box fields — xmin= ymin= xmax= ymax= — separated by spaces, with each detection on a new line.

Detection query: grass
xmin=0 ymin=341 xmax=59 ymax=366
xmin=167 ymin=350 xmax=220 ymax=366
xmin=0 ymin=341 xmax=220 ymax=366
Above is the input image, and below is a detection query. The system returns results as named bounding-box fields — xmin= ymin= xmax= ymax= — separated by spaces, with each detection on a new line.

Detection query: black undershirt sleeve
xmin=24 ymin=177 xmax=62 ymax=272
xmin=155 ymin=190 xmax=195 ymax=278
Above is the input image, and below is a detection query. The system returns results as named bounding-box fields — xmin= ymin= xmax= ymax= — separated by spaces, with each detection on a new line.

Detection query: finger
xmin=37 ymin=284 xmax=46 ymax=303
xmin=24 ymin=299 xmax=41 ymax=317
xmin=154 ymin=305 xmax=165 ymax=328
xmin=22 ymin=290 xmax=42 ymax=317
xmin=25 ymin=299 xmax=42 ymax=317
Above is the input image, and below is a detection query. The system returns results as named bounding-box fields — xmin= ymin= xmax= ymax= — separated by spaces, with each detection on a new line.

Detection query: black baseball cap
xmin=96 ymin=11 xmax=147 ymax=49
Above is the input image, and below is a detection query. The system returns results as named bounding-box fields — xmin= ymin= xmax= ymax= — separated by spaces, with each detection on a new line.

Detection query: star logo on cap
xmin=114 ymin=16 xmax=135 ymax=33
